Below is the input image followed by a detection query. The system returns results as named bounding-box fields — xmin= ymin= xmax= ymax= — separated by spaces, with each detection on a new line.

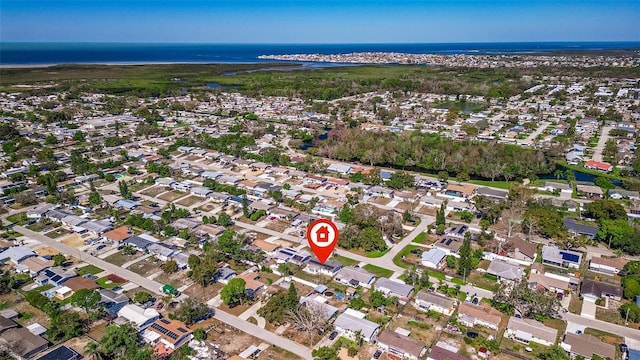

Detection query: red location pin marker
xmin=306 ymin=219 xmax=339 ymax=264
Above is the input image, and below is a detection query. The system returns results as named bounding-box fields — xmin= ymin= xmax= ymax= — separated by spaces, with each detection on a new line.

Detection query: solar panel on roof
xmin=160 ymin=319 xmax=170 ymax=324
xmin=177 ymin=327 xmax=188 ymax=333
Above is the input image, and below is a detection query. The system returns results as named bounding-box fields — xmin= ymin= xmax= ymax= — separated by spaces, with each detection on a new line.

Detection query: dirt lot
xmin=128 ymin=257 xmax=163 ymax=277
xmin=140 ymin=186 xmax=169 ymax=197
xmin=274 ymin=239 xmax=295 ymax=248
xmin=371 ymin=197 xmax=392 ymax=206
xmin=265 ymin=221 xmax=290 ymax=232
xmin=44 ymin=228 xmax=70 ymax=239
xmin=154 ymin=271 xmax=193 ymax=289
xmin=184 ymin=155 xmax=202 ymax=161
xmin=177 ymin=195 xmax=204 ymax=207
xmin=35 ymin=246 xmax=60 ymax=256
xmin=198 ymin=202 xmax=218 ymax=211
xmin=61 ymin=234 xmax=84 ymax=247
xmin=104 ymin=250 xmax=145 ymax=267
xmin=59 ymin=336 xmax=93 ymax=356
xmin=158 ymin=190 xmax=189 ymax=202
xmin=417 ymin=206 xmax=438 ymax=216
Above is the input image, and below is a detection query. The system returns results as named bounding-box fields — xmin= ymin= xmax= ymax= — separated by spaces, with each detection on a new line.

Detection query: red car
xmin=156 ymin=302 xmax=164 ymax=310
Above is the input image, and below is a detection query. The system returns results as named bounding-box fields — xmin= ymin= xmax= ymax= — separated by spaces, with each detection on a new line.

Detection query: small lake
xmin=540 ymin=164 xmax=622 ymax=186
xmin=206 ymin=83 xmax=237 ymax=89
xmin=300 ymin=131 xmax=329 ymax=150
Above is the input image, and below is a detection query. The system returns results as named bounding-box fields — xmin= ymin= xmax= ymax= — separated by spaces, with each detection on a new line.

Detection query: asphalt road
xmin=564 ymin=313 xmax=640 ymax=341
xmin=592 ymin=126 xmax=614 ymax=162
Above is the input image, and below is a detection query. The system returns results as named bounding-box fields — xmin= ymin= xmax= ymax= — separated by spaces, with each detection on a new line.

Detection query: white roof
xmin=56 ymin=286 xmax=72 ymax=295
xmin=117 ymin=304 xmax=160 ymax=326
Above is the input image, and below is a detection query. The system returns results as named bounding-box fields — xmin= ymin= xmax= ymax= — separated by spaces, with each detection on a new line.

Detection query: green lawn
xmin=467 ymin=180 xmax=515 ymax=189
xmin=333 ymin=255 xmax=358 ymax=267
xmin=6 ymin=212 xmax=27 ymax=225
xmin=365 ymin=248 xmax=391 ymax=258
xmin=412 ymin=233 xmax=427 ymax=244
xmin=96 ymin=276 xmax=125 ymax=289
xmin=75 ymin=265 xmax=103 ymax=276
xmin=392 ymin=245 xmax=418 ymax=268
xmin=363 ymin=264 xmax=394 ymax=279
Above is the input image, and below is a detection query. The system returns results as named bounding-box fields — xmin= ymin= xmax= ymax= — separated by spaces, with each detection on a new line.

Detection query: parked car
xmin=156 ymin=302 xmax=164 ymax=310
xmin=373 ymin=350 xmax=382 ymax=359
xmin=96 ymin=244 xmax=106 ymax=251
xmin=466 ymin=331 xmax=479 ymax=339
xmin=328 ymin=331 xmax=338 ymax=340
xmin=471 ymin=297 xmax=479 ymax=304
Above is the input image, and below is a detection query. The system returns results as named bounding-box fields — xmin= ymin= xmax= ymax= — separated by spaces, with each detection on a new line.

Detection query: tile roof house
xmin=374 ymin=278 xmax=414 ymax=303
xmin=433 ymin=237 xmax=463 ymax=256
xmin=0 ymin=327 xmax=48 ymax=359
xmin=445 ymin=184 xmax=476 ymax=198
xmin=561 ymin=333 xmax=615 ymax=360
xmin=103 ymin=226 xmax=133 ymax=243
xmin=589 ymin=256 xmax=629 ymax=275
xmin=580 ymin=279 xmax=623 ymax=301
xmin=457 ymin=302 xmax=502 ymax=330
xmin=528 ymin=272 xmax=570 ymax=294
xmin=238 ymin=272 xmax=265 ymax=298
xmin=334 ymin=267 xmax=376 ymax=288
xmin=376 ymin=329 xmax=427 ymax=360
xmin=486 ymin=261 xmax=524 ymax=282
xmin=413 ymin=291 xmax=457 ymax=316
xmin=333 ymin=311 xmax=379 ymax=342
xmin=505 ymin=316 xmax=558 ymax=346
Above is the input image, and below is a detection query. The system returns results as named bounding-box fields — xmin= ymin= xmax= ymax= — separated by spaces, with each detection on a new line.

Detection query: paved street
xmin=592 ymin=125 xmax=614 ymax=162
xmin=563 ymin=313 xmax=640 ymax=341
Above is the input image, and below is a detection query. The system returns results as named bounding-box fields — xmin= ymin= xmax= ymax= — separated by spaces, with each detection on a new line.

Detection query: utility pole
xmin=625 ymin=306 xmax=630 ymax=326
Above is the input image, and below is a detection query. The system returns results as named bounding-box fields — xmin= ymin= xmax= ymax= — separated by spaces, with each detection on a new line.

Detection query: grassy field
xmin=467 ymin=180 xmax=515 ymax=189
xmin=362 ymin=264 xmax=394 ymax=279
xmin=392 ymin=245 xmax=419 ymax=268
xmin=96 ymin=276 xmax=125 ymax=289
xmin=333 ymin=255 xmax=358 ymax=267
xmin=75 ymin=265 xmax=103 ymax=276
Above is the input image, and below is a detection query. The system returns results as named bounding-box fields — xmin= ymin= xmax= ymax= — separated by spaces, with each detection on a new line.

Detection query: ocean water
xmin=1 ymin=42 xmax=639 ymax=65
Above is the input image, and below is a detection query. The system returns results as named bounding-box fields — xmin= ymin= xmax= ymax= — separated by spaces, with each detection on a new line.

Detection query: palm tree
xmin=554 ymin=169 xmax=563 ymax=180
xmin=85 ymin=341 xmax=103 ymax=360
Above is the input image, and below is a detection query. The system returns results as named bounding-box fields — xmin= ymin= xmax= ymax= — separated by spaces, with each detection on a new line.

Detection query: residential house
xmin=444 ymin=184 xmax=476 ymax=199
xmin=273 ymin=247 xmax=310 ymax=266
xmin=0 ymin=327 xmax=48 ymax=359
xmin=563 ymin=218 xmax=599 ymax=239
xmin=239 ymin=272 xmax=264 ymax=298
xmin=504 ymin=237 xmax=537 ymax=263
xmin=155 ymin=177 xmax=177 ymax=187
xmin=576 ymin=184 xmax=604 ymax=199
xmin=539 ymin=182 xmax=573 ymax=196
xmin=589 ymin=256 xmax=629 ymax=275
xmin=103 ymin=226 xmax=132 ymax=243
xmin=116 ymin=304 xmax=160 ymax=331
xmin=443 ymin=225 xmax=469 ymax=239
xmin=299 ymin=295 xmax=339 ymax=322
xmin=213 ymin=265 xmax=236 ymax=284
xmin=99 ymin=289 xmax=129 ymax=315
xmin=541 ymin=245 xmax=582 ymax=269
xmin=608 ymin=189 xmax=640 ymax=200
xmin=172 ymin=218 xmax=200 ymax=231
xmin=62 ymin=277 xmax=99 ymax=292
xmin=457 ymin=302 xmax=502 ymax=330
xmin=36 ymin=267 xmax=77 ymax=287
xmin=580 ymin=279 xmax=623 ymax=301
xmin=147 ymin=243 xmax=180 ymax=262
xmin=114 ymin=199 xmax=141 ymax=210
xmin=123 ymin=235 xmax=154 ymax=252
xmin=35 ymin=345 xmax=81 ymax=360
xmin=434 ymin=237 xmax=463 ymax=257
xmin=190 ymin=186 xmax=212 ymax=197
xmin=584 ymin=160 xmax=613 ymax=172
xmin=334 ymin=267 xmax=376 ymax=288
xmin=251 ymin=239 xmax=281 ymax=256
xmin=486 ymin=261 xmax=524 ymax=282
xmin=326 ymin=163 xmax=352 ymax=175
xmin=304 ymin=258 xmax=342 ymax=277
xmin=505 ymin=317 xmax=558 ymax=346
xmin=421 ymin=248 xmax=447 ymax=269
xmin=528 ymin=272 xmax=570 ymax=294
xmin=17 ymin=257 xmax=53 ymax=277
xmin=376 ymin=329 xmax=427 ymax=360
xmin=53 ymin=286 xmax=73 ymax=301
xmin=428 ymin=346 xmax=471 ymax=360
xmin=374 ymin=278 xmax=414 ymax=303
xmin=561 ymin=333 xmax=616 ymax=360
xmin=0 ymin=316 xmax=18 ymax=333
xmin=413 ymin=291 xmax=457 ymax=316
xmin=333 ymin=311 xmax=379 ymax=342
xmin=476 ymin=187 xmax=509 ymax=202
xmin=143 ymin=318 xmax=193 ymax=355
xmin=0 ymin=246 xmax=36 ymax=265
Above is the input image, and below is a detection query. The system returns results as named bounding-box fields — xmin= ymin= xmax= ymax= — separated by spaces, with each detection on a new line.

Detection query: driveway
xmin=581 ymin=299 xmax=597 ymax=319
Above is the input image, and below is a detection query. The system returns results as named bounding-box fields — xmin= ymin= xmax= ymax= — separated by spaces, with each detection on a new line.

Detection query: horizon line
xmin=2 ymin=40 xmax=640 ymax=45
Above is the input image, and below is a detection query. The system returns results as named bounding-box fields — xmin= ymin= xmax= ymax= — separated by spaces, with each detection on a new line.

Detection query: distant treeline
xmin=317 ymin=128 xmax=554 ymax=181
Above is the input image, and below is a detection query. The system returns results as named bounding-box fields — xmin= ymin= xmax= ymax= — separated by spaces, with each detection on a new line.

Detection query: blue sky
xmin=1 ymin=0 xmax=639 ymax=43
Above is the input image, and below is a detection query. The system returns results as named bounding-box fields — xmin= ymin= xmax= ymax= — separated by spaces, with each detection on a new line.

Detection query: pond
xmin=206 ymin=83 xmax=237 ymax=89
xmin=540 ymin=164 xmax=622 ymax=186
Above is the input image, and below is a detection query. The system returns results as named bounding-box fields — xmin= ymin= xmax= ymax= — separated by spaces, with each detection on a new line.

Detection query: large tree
xmin=70 ymin=288 xmax=102 ymax=316
xmin=173 ymin=298 xmax=211 ymax=325
xmin=493 ymin=278 xmax=561 ymax=319
xmin=221 ymin=278 xmax=246 ymax=306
